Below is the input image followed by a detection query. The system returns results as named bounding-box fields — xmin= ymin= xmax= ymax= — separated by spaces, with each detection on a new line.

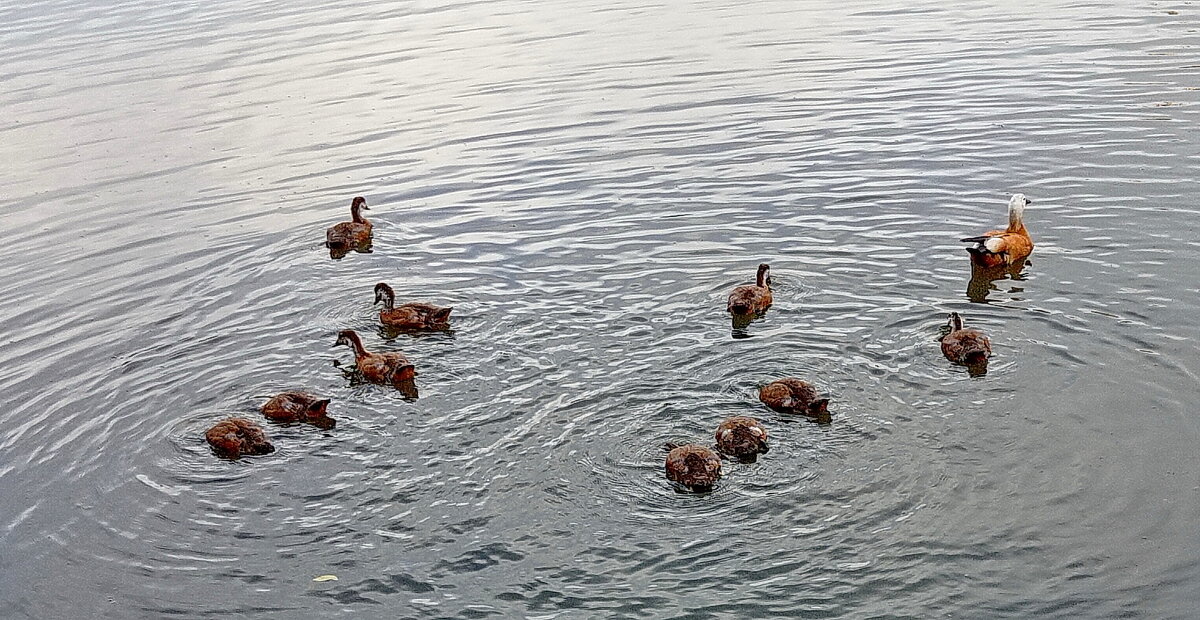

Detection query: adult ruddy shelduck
xmin=961 ymin=194 xmax=1034 ymax=268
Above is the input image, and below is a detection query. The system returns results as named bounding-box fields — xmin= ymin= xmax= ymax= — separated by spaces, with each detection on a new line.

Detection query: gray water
xmin=2 ymin=0 xmax=1199 ymax=617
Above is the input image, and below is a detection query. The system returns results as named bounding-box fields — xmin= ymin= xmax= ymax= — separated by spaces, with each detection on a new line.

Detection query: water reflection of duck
xmin=940 ymin=312 xmax=991 ymax=366
xmin=325 ymin=196 xmax=372 ymax=257
xmin=759 ymin=378 xmax=831 ymax=423
xmin=205 ymin=418 xmax=274 ymax=459
xmin=261 ymin=392 xmax=335 ymax=429
xmin=715 ymin=416 xmax=769 ymax=461
xmin=727 ymin=263 xmax=773 ymax=316
xmin=961 ymin=194 xmax=1034 ymax=268
xmin=965 ymin=261 xmax=1028 ymax=303
xmin=373 ymin=283 xmax=452 ymax=330
xmin=334 ymin=329 xmax=417 ymax=389
xmin=664 ymin=443 xmax=722 ymax=492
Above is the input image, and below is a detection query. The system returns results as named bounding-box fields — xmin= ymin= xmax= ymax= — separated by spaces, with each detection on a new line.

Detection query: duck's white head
xmin=1008 ymin=193 xmax=1030 ymax=226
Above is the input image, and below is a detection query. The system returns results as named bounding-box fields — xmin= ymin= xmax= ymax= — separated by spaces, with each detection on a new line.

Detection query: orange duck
xmin=333 ymin=329 xmax=416 ymax=388
xmin=205 ymin=418 xmax=274 ymax=459
xmin=727 ymin=263 xmax=773 ymax=315
xmin=940 ymin=312 xmax=991 ymax=366
xmin=373 ymin=283 xmax=452 ymax=330
xmin=715 ymin=416 xmax=769 ymax=461
xmin=664 ymin=443 xmax=722 ymax=492
xmin=759 ymin=378 xmax=831 ymax=422
xmin=261 ymin=392 xmax=335 ymax=429
xmin=961 ymin=194 xmax=1034 ymax=268
xmin=325 ymin=196 xmax=372 ymax=253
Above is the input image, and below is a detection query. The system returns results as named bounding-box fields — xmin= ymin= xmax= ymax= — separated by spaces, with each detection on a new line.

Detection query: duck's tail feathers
xmin=965 ymin=350 xmax=990 ymax=365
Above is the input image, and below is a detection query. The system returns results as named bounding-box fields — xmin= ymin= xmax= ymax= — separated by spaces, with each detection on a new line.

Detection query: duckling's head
xmin=334 ymin=330 xmax=358 ymax=348
xmin=947 ymin=312 xmax=964 ymax=332
xmin=373 ymin=282 xmax=395 ymax=306
xmin=756 ymin=263 xmax=772 ymax=287
xmin=351 ymin=196 xmax=369 ymax=211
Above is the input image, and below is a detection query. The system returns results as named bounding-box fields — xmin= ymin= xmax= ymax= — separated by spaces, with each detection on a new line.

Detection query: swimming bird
xmin=333 ymin=329 xmax=416 ymax=388
xmin=325 ymin=196 xmax=372 ymax=252
xmin=759 ymin=378 xmax=830 ymax=422
xmin=715 ymin=416 xmax=769 ymax=460
xmin=261 ymin=392 xmax=335 ymax=429
xmin=940 ymin=312 xmax=991 ymax=365
xmin=727 ymin=263 xmax=773 ymax=315
xmin=664 ymin=443 xmax=722 ymax=492
xmin=205 ymin=418 xmax=274 ymax=459
xmin=961 ymin=194 xmax=1034 ymax=268
xmin=373 ymin=283 xmax=452 ymax=330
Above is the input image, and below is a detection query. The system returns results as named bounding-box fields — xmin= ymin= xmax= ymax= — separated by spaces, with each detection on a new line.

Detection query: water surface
xmin=2 ymin=0 xmax=1199 ymax=617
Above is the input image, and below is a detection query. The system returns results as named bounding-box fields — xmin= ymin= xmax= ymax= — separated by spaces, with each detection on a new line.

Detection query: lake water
xmin=2 ymin=0 xmax=1199 ymax=617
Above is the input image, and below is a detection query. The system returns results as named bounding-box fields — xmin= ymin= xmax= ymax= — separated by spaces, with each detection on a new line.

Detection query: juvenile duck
xmin=325 ymin=196 xmax=372 ymax=251
xmin=664 ymin=443 xmax=722 ymax=492
xmin=940 ymin=312 xmax=992 ymax=365
xmin=727 ymin=263 xmax=773 ymax=315
xmin=715 ymin=416 xmax=769 ymax=460
xmin=205 ymin=418 xmax=274 ymax=459
xmin=374 ymin=283 xmax=452 ymax=330
xmin=333 ymin=329 xmax=416 ymax=387
xmin=759 ymin=378 xmax=831 ymax=422
xmin=961 ymin=194 xmax=1034 ymax=268
xmin=261 ymin=392 xmax=335 ymax=429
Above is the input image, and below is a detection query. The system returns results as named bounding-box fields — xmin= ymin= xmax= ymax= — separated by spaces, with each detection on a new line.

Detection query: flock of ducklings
xmin=203 ymin=196 xmax=451 ymax=459
xmin=205 ymin=193 xmax=1035 ymax=495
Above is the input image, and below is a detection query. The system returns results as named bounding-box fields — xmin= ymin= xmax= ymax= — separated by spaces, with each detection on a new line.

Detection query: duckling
xmin=727 ymin=263 xmax=773 ymax=315
xmin=940 ymin=312 xmax=991 ymax=365
xmin=664 ymin=443 xmax=722 ymax=492
xmin=759 ymin=378 xmax=831 ymax=422
xmin=715 ymin=416 xmax=769 ymax=461
xmin=325 ymin=196 xmax=372 ymax=251
xmin=961 ymin=194 xmax=1034 ymax=268
xmin=333 ymin=329 xmax=416 ymax=388
xmin=373 ymin=283 xmax=452 ymax=330
xmin=261 ymin=392 xmax=335 ymax=429
xmin=205 ymin=418 xmax=274 ymax=459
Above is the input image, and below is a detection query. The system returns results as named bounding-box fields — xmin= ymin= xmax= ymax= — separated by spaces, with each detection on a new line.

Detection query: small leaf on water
xmin=313 ymin=575 xmax=338 ymax=582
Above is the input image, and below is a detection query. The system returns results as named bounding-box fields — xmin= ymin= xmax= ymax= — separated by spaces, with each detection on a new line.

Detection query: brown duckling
xmin=261 ymin=392 xmax=335 ymax=429
xmin=715 ymin=416 xmax=769 ymax=460
xmin=940 ymin=312 xmax=991 ymax=365
xmin=373 ymin=283 xmax=452 ymax=330
xmin=205 ymin=417 xmax=274 ymax=459
xmin=727 ymin=263 xmax=773 ymax=315
xmin=961 ymin=194 xmax=1034 ymax=268
xmin=325 ymin=196 xmax=372 ymax=251
xmin=664 ymin=443 xmax=722 ymax=492
xmin=333 ymin=329 xmax=416 ymax=387
xmin=759 ymin=378 xmax=831 ymax=422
